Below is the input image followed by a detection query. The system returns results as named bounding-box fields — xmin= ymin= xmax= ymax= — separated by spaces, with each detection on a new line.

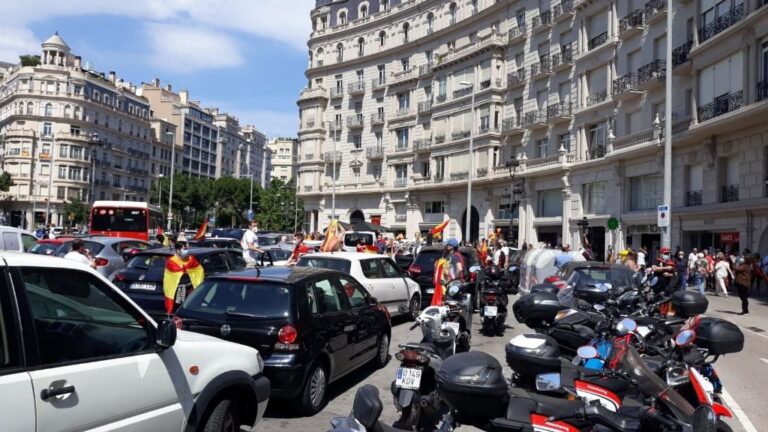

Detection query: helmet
xmin=660 ymin=246 xmax=671 ymax=254
xmin=446 ymin=238 xmax=459 ymax=248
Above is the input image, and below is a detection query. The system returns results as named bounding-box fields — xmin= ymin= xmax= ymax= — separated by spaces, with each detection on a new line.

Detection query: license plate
xmin=426 ymin=288 xmax=435 ymax=294
xmin=444 ymin=321 xmax=460 ymax=335
xmin=396 ymin=367 xmax=422 ymax=390
xmin=130 ymin=282 xmax=156 ymax=290
xmin=484 ymin=306 xmax=498 ymax=317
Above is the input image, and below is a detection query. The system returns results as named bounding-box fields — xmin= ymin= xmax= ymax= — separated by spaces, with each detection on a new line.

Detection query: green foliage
xmin=19 ymin=55 xmax=41 ymax=67
xmin=63 ymin=198 xmax=89 ymax=225
xmin=0 ymin=172 xmax=13 ymax=192
xmin=256 ymin=178 xmax=303 ymax=232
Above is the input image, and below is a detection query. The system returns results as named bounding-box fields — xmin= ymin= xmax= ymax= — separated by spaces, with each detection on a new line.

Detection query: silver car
xmin=54 ymin=236 xmax=151 ymax=277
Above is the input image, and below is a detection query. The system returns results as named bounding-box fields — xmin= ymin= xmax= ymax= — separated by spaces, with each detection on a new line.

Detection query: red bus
xmin=89 ymin=201 xmax=164 ymax=241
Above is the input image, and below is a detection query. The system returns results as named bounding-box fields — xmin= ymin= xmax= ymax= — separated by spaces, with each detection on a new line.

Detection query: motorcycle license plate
xmin=444 ymin=322 xmax=460 ymax=335
xmin=396 ymin=367 xmax=422 ymax=390
xmin=484 ymin=306 xmax=498 ymax=317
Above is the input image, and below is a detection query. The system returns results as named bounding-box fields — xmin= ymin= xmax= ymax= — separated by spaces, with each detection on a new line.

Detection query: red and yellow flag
xmin=192 ymin=219 xmax=208 ymax=240
xmin=431 ymin=258 xmax=449 ymax=306
xmin=163 ymin=255 xmax=205 ymax=314
xmin=430 ymin=219 xmax=450 ymax=236
xmin=320 ymin=219 xmax=345 ymax=252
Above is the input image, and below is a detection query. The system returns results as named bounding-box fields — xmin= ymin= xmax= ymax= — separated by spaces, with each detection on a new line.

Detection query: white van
xmin=0 ymin=226 xmax=38 ymax=252
xmin=518 ymin=248 xmax=585 ymax=295
xmin=342 ymin=231 xmax=378 ymax=252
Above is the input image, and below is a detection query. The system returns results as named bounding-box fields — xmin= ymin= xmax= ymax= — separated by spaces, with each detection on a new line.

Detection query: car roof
xmin=134 ymin=247 xmax=225 ymax=257
xmin=209 ymin=266 xmax=341 ymax=285
xmin=59 ymin=236 xmax=149 ymax=245
xmin=0 ymin=251 xmax=95 ymax=270
xmin=0 ymin=226 xmax=35 ymax=235
xmin=300 ymin=252 xmax=391 ymax=261
xmin=418 ymin=245 xmax=476 ymax=254
xmin=563 ymin=261 xmax=630 ymax=271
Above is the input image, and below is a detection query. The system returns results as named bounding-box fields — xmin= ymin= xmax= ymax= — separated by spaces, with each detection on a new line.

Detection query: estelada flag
xmin=431 ymin=258 xmax=449 ymax=306
xmin=192 ymin=219 xmax=208 ymax=240
xmin=430 ymin=219 xmax=450 ymax=236
xmin=163 ymin=255 xmax=205 ymax=314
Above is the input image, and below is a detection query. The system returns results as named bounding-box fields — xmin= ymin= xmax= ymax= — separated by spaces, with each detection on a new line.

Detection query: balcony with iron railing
xmin=698 ymin=3 xmax=744 ymax=44
xmin=612 ymin=73 xmax=643 ymax=99
xmin=637 ymin=59 xmax=666 ymax=88
xmin=758 ymin=80 xmax=768 ymax=102
xmin=419 ymin=63 xmax=433 ymax=77
xmin=645 ymin=0 xmax=667 ymax=23
xmin=346 ymin=114 xmax=364 ymax=128
xmin=371 ymin=78 xmax=386 ymax=91
xmin=303 ymin=185 xmax=314 ymax=192
xmin=478 ymin=124 xmax=501 ymax=135
xmin=531 ymin=10 xmax=552 ymax=33
xmin=612 ymin=127 xmax=656 ymax=151
xmin=323 ymin=151 xmax=342 ymax=163
xmin=370 ymin=112 xmax=385 ymax=126
xmin=476 ymin=167 xmax=488 ymax=178
xmin=453 ymin=85 xmax=473 ymax=99
xmin=552 ymin=45 xmax=574 ymax=71
xmin=394 ymin=214 xmax=407 ymax=223
xmin=436 ymin=33 xmax=508 ymax=67
xmin=721 ymin=185 xmax=739 ymax=203
xmin=697 ymin=91 xmax=744 ymax=123
xmin=619 ymin=9 xmax=645 ymax=39
xmin=347 ymin=81 xmax=365 ymax=96
xmin=587 ymin=145 xmax=606 ymax=160
xmin=366 ymin=147 xmax=384 ymax=159
xmin=523 ymin=110 xmax=548 ymax=129
xmin=413 ymin=138 xmax=432 ymax=152
xmin=330 ymin=87 xmax=344 ymax=98
xmin=672 ymin=40 xmax=693 ymax=69
xmin=417 ymin=101 xmax=433 ymax=114
xmin=508 ymin=25 xmax=527 ymax=44
xmin=553 ymin=0 xmax=575 ymax=22
xmin=588 ymin=31 xmax=609 ymax=51
xmin=507 ymin=69 xmax=526 ymax=89
xmin=686 ymin=190 xmax=702 ymax=207
xmin=395 ymin=142 xmax=410 ymax=152
xmin=450 ymin=171 xmax=469 ymax=181
xmin=393 ymin=107 xmax=414 ymax=118
xmin=547 ymin=101 xmax=573 ymax=122
xmin=435 ymin=94 xmax=447 ymax=104
xmin=451 ymin=130 xmax=471 ymax=141
xmin=394 ymin=178 xmax=408 ymax=188
xmin=530 ymin=58 xmax=552 ymax=80
xmin=434 ymin=135 xmax=446 ymax=144
xmin=502 ymin=115 xmax=524 ymax=134
xmin=480 ymin=78 xmax=503 ymax=90
xmin=390 ymin=67 xmax=417 ymax=85
xmin=432 ymin=175 xmax=444 ymax=183
xmin=586 ymin=89 xmax=609 ymax=107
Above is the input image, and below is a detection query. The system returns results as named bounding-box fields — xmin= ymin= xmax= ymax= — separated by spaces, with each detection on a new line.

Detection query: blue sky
xmin=0 ymin=0 xmax=315 ymax=138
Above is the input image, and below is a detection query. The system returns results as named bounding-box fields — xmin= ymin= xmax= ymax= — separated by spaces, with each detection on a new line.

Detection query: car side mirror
xmin=156 ymin=319 xmax=177 ymax=349
xmin=369 ymin=296 xmax=379 ymax=306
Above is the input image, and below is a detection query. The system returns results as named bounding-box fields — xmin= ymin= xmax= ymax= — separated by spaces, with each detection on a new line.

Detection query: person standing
xmin=163 ymin=235 xmax=204 ymax=315
xmin=287 ymin=232 xmax=310 ymax=265
xmin=714 ymin=253 xmax=733 ymax=298
xmin=64 ymin=239 xmax=96 ymax=269
xmin=375 ymin=233 xmax=387 ymax=254
xmin=733 ymin=251 xmax=753 ymax=315
xmin=637 ymin=246 xmax=647 ymax=271
xmin=240 ymin=220 xmax=263 ymax=268
xmin=675 ymin=250 xmax=689 ymax=290
xmin=704 ymin=249 xmax=715 ymax=292
xmin=652 ymin=247 xmax=677 ymax=293
xmin=693 ymin=253 xmax=708 ymax=295
xmin=554 ymin=244 xmax=573 ymax=268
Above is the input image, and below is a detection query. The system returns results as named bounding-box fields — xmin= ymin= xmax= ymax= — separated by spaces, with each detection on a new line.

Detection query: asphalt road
xmin=259 ymin=289 xmax=767 ymax=432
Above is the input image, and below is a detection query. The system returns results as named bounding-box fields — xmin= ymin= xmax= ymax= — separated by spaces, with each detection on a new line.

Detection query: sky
xmin=0 ymin=0 xmax=315 ymax=138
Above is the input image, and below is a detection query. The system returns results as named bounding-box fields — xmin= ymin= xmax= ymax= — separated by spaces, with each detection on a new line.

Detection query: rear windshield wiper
xmin=225 ymin=310 xmax=264 ymax=319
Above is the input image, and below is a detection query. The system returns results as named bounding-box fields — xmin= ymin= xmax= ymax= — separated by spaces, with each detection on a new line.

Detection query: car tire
xmin=408 ymin=294 xmax=421 ymax=321
xmin=301 ymin=363 xmax=329 ymax=415
xmin=203 ymin=398 xmax=239 ymax=432
xmin=372 ymin=333 xmax=390 ymax=369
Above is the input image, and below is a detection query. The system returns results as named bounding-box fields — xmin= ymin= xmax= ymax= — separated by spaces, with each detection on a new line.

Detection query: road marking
xmin=721 ymin=389 xmax=758 ymax=432
xmin=760 ymin=358 xmax=768 ymax=365
xmin=738 ymin=325 xmax=768 ymax=341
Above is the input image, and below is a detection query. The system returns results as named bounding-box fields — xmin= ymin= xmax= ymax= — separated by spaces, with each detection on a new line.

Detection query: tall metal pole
xmin=45 ymin=134 xmax=54 ymax=226
xmin=331 ymin=122 xmax=337 ymax=219
xmin=463 ymin=83 xmax=476 ymax=244
xmin=294 ymin=154 xmax=299 ymax=231
xmin=166 ymin=131 xmax=175 ymax=232
xmin=662 ymin=1 xmax=673 ymax=249
xmin=248 ymin=141 xmax=254 ymax=217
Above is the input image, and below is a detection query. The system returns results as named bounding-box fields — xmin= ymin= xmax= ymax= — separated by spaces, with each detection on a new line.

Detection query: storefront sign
xmin=626 ymin=224 xmax=659 ymax=234
xmin=370 ymin=215 xmax=381 ymax=226
xmin=719 ymin=232 xmax=739 ymax=243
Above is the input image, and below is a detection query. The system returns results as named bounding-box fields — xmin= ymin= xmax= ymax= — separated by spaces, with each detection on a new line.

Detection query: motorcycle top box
xmin=512 ymin=291 xmax=563 ymax=326
xmin=505 ymin=334 xmax=561 ymax=388
xmin=670 ymin=291 xmax=708 ymax=318
xmin=696 ymin=317 xmax=744 ymax=355
xmin=436 ymin=351 xmax=508 ymax=418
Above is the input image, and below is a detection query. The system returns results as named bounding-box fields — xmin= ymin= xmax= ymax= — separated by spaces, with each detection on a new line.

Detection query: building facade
xmin=297 ymin=0 xmax=768 ymax=256
xmin=240 ymin=125 xmax=270 ymax=188
xmin=267 ymin=137 xmax=299 ymax=181
xmin=0 ymin=33 xmax=155 ymax=228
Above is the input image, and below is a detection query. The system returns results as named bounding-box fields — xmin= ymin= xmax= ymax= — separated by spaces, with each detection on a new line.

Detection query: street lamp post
xmin=89 ymin=132 xmax=102 ymax=203
xmin=662 ymin=1 xmax=673 ymax=250
xmin=157 ymin=174 xmax=164 ymax=208
xmin=165 ymin=130 xmax=175 ymax=232
xmin=459 ymin=81 xmax=476 ymax=243
xmin=45 ymin=133 xmax=55 ymax=226
xmin=327 ymin=121 xmax=337 ymax=220
xmin=247 ymin=139 xmax=254 ymax=219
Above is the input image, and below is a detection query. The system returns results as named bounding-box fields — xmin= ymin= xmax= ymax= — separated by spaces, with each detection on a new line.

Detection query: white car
xmin=296 ymin=252 xmax=422 ymax=318
xmin=0 ymin=252 xmax=270 ymax=432
xmin=0 ymin=225 xmax=38 ymax=252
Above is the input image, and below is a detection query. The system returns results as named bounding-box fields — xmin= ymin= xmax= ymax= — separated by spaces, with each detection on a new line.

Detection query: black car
xmin=112 ymin=247 xmax=246 ymax=319
xmin=174 ymin=266 xmax=392 ymax=415
xmin=407 ymin=246 xmax=481 ymax=308
xmin=190 ymin=237 xmax=243 ymax=250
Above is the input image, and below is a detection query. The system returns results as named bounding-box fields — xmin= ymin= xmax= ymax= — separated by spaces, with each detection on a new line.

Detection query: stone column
xmin=561 ymin=172 xmax=571 ymax=246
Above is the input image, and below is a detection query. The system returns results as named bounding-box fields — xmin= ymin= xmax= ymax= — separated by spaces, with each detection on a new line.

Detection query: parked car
xmin=29 ymin=238 xmax=66 ymax=255
xmin=113 ymin=247 xmax=247 ymax=319
xmin=51 ymin=226 xmax=65 ymax=236
xmin=212 ymin=228 xmax=245 ymax=240
xmin=406 ymin=245 xmax=481 ymax=309
xmin=54 ymin=237 xmax=151 ymax=277
xmin=541 ymin=261 xmax=637 ymax=295
xmin=190 ymin=237 xmax=244 ymax=251
xmin=174 ymin=266 xmax=391 ymax=415
xmin=256 ymin=233 xmax=290 ymax=247
xmin=253 ymin=247 xmax=293 ymax=266
xmin=0 ymin=226 xmax=38 ymax=252
xmin=518 ymin=248 xmax=585 ymax=295
xmin=296 ymin=252 xmax=421 ymax=319
xmin=0 ymin=251 xmax=269 ymax=431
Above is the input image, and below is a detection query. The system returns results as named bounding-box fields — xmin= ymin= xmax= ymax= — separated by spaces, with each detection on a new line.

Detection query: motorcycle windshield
xmin=620 ymin=346 xmax=695 ymax=419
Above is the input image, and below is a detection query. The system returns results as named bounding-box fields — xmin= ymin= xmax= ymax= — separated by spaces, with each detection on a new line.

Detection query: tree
xmin=19 ymin=55 xmax=41 ymax=67
xmin=63 ymin=198 xmax=89 ymax=225
xmin=257 ymin=178 xmax=303 ymax=232
xmin=0 ymin=172 xmax=14 ymax=192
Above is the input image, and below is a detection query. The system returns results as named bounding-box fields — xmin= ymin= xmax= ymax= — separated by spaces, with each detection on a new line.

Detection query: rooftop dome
xmin=42 ymin=32 xmax=69 ymax=49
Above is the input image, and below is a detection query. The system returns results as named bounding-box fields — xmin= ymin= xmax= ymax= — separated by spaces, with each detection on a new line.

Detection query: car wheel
xmin=301 ymin=363 xmax=329 ymax=415
xmin=203 ymin=398 xmax=239 ymax=432
xmin=372 ymin=333 xmax=390 ymax=369
xmin=408 ymin=294 xmax=421 ymax=321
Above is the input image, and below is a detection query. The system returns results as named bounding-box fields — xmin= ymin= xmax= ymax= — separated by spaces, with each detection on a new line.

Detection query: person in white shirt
xmin=714 ymin=252 xmax=733 ymax=298
xmin=687 ymin=248 xmax=698 ymax=284
xmin=637 ymin=246 xmax=647 ymax=270
xmin=241 ymin=220 xmax=263 ymax=268
xmin=64 ymin=239 xmax=96 ymax=269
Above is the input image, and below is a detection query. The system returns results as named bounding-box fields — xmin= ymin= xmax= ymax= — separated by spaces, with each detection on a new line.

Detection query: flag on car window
xmin=163 ymin=255 xmax=205 ymax=314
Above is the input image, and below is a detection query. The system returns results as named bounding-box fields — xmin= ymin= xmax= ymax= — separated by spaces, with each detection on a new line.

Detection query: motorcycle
xmin=478 ymin=265 xmax=508 ymax=336
xmin=328 ymin=385 xmax=403 ymax=432
xmin=443 ymin=277 xmax=473 ymax=353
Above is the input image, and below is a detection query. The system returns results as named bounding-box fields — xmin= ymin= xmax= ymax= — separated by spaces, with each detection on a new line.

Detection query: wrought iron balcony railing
xmin=370 ymin=113 xmax=385 ymax=125
xmin=758 ymin=80 xmax=768 ymax=102
xmin=699 ymin=3 xmax=744 ymax=43
xmin=553 ymin=0 xmax=574 ymax=21
xmin=371 ymin=78 xmax=386 ymax=90
xmin=686 ymin=190 xmax=702 ymax=207
xmin=366 ymin=147 xmax=384 ymax=159
xmin=346 ymin=114 xmax=364 ymax=128
xmin=451 ymin=130 xmax=471 ymax=141
xmin=588 ymin=31 xmax=609 ymax=50
xmin=453 ymin=86 xmax=473 ymax=99
xmin=418 ymin=101 xmax=433 ymax=113
xmin=672 ymin=40 xmax=693 ymax=67
xmin=697 ymin=90 xmax=744 ymax=122
xmin=586 ymin=89 xmax=609 ymax=106
xmin=502 ymin=115 xmax=523 ymax=132
xmin=645 ymin=0 xmax=667 ymax=21
xmin=347 ymin=81 xmax=365 ymax=95
xmin=547 ymin=101 xmax=573 ymax=120
xmin=523 ymin=110 xmax=547 ymax=127
xmin=721 ymin=185 xmax=739 ymax=203
xmin=552 ymin=45 xmax=574 ymax=69
xmin=619 ymin=9 xmax=645 ymax=35
xmin=507 ymin=69 xmax=526 ymax=87
xmin=612 ymin=73 xmax=641 ymax=96
xmin=638 ymin=59 xmax=666 ymax=85
xmin=394 ymin=178 xmax=407 ymax=188
xmin=587 ymin=145 xmax=606 ymax=160
xmin=532 ymin=10 xmax=552 ymax=32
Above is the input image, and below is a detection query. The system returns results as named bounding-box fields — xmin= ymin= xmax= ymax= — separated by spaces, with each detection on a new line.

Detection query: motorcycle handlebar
xmin=409 ymin=322 xmax=419 ymax=331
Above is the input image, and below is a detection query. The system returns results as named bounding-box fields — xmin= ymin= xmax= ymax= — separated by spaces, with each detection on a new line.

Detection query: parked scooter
xmin=328 ymin=385 xmax=403 ymax=432
xmin=443 ymin=277 xmax=474 ymax=353
xmin=478 ymin=265 xmax=508 ymax=336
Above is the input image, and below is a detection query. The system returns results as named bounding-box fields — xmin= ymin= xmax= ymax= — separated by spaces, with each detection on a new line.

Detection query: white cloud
xmin=236 ymin=109 xmax=299 ymax=138
xmin=0 ymin=26 xmax=40 ymax=62
xmin=145 ymin=24 xmax=243 ymax=72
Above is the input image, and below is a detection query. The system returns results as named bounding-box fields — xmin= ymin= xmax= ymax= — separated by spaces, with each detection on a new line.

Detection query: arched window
xmin=357 ymin=37 xmax=365 ymax=57
xmin=378 ymin=30 xmax=387 ymax=47
xmin=44 ymin=103 xmax=52 ymax=117
xmin=74 ymin=106 xmax=81 ymax=119
xmin=427 ymin=13 xmax=435 ymax=33
xmin=26 ymin=102 xmax=33 ymax=115
xmin=381 ymin=0 xmax=389 ymax=11
xmin=471 ymin=0 xmax=478 ymax=14
xmin=339 ymin=11 xmax=347 ymax=25
xmin=449 ymin=2 xmax=457 ymax=23
xmin=360 ymin=5 xmax=368 ymax=18
xmin=63 ymin=105 xmax=71 ymax=118
xmin=336 ymin=43 xmax=344 ymax=62
xmin=403 ymin=22 xmax=410 ymax=43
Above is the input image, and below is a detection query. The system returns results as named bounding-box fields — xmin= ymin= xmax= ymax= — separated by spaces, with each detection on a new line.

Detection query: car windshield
xmin=56 ymin=241 xmax=105 ymax=257
xmin=183 ymin=280 xmax=292 ymax=318
xmin=296 ymin=257 xmax=351 ymax=273
xmin=30 ymin=243 xmax=58 ymax=255
xmin=566 ymin=267 xmax=635 ymax=289
xmin=257 ymin=235 xmax=281 ymax=246
xmin=344 ymin=232 xmax=374 ymax=247
xmin=414 ymin=250 xmax=442 ymax=271
xmin=128 ymin=254 xmax=169 ymax=271
xmin=257 ymin=249 xmax=292 ymax=261
xmin=110 ymin=241 xmax=150 ymax=254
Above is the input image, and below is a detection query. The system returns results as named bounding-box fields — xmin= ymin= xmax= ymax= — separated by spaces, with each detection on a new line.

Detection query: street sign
xmin=657 ymin=205 xmax=669 ymax=228
xmin=247 ymin=209 xmax=254 ymax=220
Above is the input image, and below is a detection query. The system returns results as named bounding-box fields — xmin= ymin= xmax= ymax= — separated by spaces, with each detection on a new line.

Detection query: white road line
xmin=721 ymin=389 xmax=759 ymax=432
xmin=760 ymin=358 xmax=768 ymax=365
xmin=737 ymin=325 xmax=768 ymax=341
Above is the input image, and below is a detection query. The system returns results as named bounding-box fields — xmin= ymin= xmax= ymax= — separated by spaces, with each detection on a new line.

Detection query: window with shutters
xmin=583 ymin=182 xmax=607 ymax=214
xmin=538 ymin=189 xmax=563 ymax=217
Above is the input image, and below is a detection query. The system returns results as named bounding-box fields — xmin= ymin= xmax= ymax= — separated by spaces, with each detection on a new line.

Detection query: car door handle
xmin=41 ymin=385 xmax=75 ymax=401
xmin=343 ymin=324 xmax=356 ymax=332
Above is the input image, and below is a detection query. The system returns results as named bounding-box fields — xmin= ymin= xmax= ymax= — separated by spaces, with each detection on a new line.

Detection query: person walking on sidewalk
xmin=675 ymin=250 xmax=688 ymax=290
xmin=693 ymin=253 xmax=708 ymax=295
xmin=714 ymin=252 xmax=733 ymax=298
xmin=733 ymin=250 xmax=753 ymax=315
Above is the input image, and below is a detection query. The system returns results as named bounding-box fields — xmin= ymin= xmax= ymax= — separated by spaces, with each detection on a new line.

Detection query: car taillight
xmin=275 ymin=325 xmax=299 ymax=351
xmin=395 ymin=349 xmax=429 ymax=365
xmin=408 ymin=264 xmax=422 ymax=274
xmin=114 ymin=273 xmax=126 ymax=282
xmin=172 ymin=316 xmax=183 ymax=330
xmin=94 ymin=257 xmax=109 ymax=267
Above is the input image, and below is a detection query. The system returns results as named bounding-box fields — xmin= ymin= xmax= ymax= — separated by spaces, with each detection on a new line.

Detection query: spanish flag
xmin=431 ymin=257 xmax=449 ymax=306
xmin=430 ymin=219 xmax=450 ymax=236
xmin=320 ymin=219 xmax=345 ymax=252
xmin=192 ymin=219 xmax=208 ymax=240
xmin=163 ymin=255 xmax=205 ymax=314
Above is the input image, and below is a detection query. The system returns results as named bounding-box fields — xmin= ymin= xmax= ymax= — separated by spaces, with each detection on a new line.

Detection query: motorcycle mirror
xmin=690 ymin=405 xmax=717 ymax=432
xmin=469 ymin=265 xmax=482 ymax=273
xmin=448 ymin=284 xmax=460 ymax=297
xmin=535 ymin=373 xmax=562 ymax=392
xmin=576 ymin=345 xmax=598 ymax=359
xmin=595 ymin=283 xmax=612 ymax=292
xmin=649 ymin=276 xmax=659 ymax=287
xmin=616 ymin=318 xmax=637 ymax=335
xmin=397 ymin=304 xmax=410 ymax=314
xmin=594 ymin=304 xmax=606 ymax=312
xmin=675 ymin=329 xmax=696 ymax=347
